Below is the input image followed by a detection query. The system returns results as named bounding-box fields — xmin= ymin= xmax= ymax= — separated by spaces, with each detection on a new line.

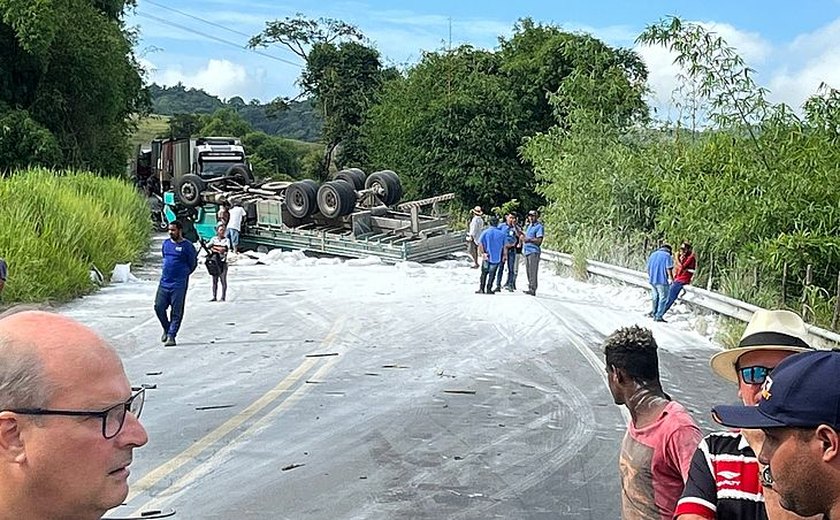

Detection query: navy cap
xmin=713 ymin=350 xmax=840 ymax=429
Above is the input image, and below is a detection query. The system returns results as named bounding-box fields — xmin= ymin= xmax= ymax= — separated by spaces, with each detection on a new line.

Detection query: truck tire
xmin=317 ymin=180 xmax=357 ymax=219
xmin=285 ymin=180 xmax=318 ymax=219
xmin=334 ymin=168 xmax=366 ymax=191
xmin=226 ymin=164 xmax=254 ymax=185
xmin=365 ymin=170 xmax=402 ymax=206
xmin=174 ymin=174 xmax=206 ymax=208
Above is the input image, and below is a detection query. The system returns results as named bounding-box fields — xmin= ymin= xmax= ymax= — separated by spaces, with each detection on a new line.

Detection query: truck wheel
xmin=334 ymin=168 xmax=366 ymax=191
xmin=226 ymin=164 xmax=253 ymax=185
xmin=317 ymin=180 xmax=357 ymax=218
xmin=174 ymin=174 xmax=206 ymax=208
xmin=286 ymin=180 xmax=318 ymax=219
xmin=365 ymin=170 xmax=402 ymax=206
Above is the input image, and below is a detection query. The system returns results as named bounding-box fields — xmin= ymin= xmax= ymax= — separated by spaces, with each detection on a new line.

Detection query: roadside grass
xmin=0 ymin=168 xmax=150 ymax=304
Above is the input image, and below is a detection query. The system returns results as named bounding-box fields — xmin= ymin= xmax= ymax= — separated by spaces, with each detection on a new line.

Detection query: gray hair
xmin=0 ymin=333 xmax=54 ymax=410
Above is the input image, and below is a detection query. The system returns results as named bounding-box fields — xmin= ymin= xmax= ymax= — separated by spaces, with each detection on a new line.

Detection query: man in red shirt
xmin=664 ymin=241 xmax=696 ymax=316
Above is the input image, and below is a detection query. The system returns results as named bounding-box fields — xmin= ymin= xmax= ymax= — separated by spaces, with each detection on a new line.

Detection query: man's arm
xmin=187 ymin=242 xmax=198 ymax=273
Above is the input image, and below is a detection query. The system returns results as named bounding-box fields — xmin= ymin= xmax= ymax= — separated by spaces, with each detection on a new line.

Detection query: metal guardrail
xmin=541 ymin=250 xmax=840 ymax=349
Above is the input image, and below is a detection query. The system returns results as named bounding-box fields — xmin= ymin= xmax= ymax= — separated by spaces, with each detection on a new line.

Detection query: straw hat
xmin=471 ymin=206 xmax=483 ymax=216
xmin=709 ymin=309 xmax=813 ymax=383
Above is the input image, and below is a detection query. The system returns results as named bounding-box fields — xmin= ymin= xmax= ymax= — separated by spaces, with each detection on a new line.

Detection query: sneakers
xmin=164 ymin=336 xmax=177 ymax=346
xmin=494 ymin=286 xmax=501 ymax=293
xmin=160 ymin=332 xmax=168 ymax=343
xmin=653 ymin=317 xmax=667 ymax=323
xmin=475 ymin=289 xmax=485 ymax=294
xmin=522 ymin=290 xmax=535 ymax=296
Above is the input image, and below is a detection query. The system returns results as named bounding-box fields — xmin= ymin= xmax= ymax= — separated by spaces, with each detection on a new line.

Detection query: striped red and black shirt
xmin=675 ymin=431 xmax=765 ymax=519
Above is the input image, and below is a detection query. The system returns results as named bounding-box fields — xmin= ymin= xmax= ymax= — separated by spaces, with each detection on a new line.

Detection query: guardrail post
xmin=833 ymin=271 xmax=840 ymax=330
xmin=706 ymin=257 xmax=714 ymax=291
xmin=802 ymin=264 xmax=813 ymax=322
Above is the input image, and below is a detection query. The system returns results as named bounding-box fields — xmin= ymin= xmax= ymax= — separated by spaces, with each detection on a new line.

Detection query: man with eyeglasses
xmin=0 ymin=310 xmax=148 ymax=520
xmin=675 ymin=309 xmax=817 ymax=520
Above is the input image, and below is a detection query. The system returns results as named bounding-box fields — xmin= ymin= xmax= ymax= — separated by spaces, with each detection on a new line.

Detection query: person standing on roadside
xmin=217 ymin=202 xmax=230 ymax=229
xmin=503 ymin=213 xmax=522 ymax=292
xmin=663 ymin=242 xmax=696 ymax=317
xmin=476 ymin=216 xmax=506 ymax=294
xmin=226 ymin=201 xmax=247 ymax=254
xmin=154 ymin=220 xmax=197 ymax=347
xmin=466 ymin=206 xmax=484 ymax=269
xmin=208 ymin=223 xmax=230 ymax=302
xmin=522 ymin=210 xmax=544 ymax=296
xmin=646 ymin=244 xmax=673 ymax=322
xmin=492 ymin=213 xmax=514 ymax=293
xmin=675 ymin=309 xmax=818 ymax=520
xmin=603 ymin=325 xmax=702 ymax=520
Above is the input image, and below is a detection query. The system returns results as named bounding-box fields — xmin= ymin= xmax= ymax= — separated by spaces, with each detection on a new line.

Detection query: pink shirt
xmin=619 ymin=400 xmax=702 ymax=520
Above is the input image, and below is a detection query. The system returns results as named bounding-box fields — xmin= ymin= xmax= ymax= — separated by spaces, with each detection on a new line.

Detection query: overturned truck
xmin=166 ymin=168 xmax=465 ymax=263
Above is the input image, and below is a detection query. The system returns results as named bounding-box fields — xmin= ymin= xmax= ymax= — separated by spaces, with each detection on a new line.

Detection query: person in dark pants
xmin=477 ymin=216 xmax=506 ymax=294
xmin=154 ymin=220 xmax=197 ymax=346
xmin=522 ymin=210 xmax=544 ymax=296
xmin=503 ymin=214 xmax=522 ymax=291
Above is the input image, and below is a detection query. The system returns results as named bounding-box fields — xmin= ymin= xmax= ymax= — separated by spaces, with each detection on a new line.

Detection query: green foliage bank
xmin=0 ymin=169 xmax=150 ymax=303
xmin=524 ymin=18 xmax=840 ymax=329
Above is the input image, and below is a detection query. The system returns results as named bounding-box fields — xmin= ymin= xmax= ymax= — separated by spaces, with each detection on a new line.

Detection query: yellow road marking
xmin=131 ymin=357 xmax=340 ymax=514
xmin=126 ymin=317 xmax=344 ymax=503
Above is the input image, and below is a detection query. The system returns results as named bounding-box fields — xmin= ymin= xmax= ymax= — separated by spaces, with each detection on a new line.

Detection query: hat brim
xmin=712 ymin=404 xmax=788 ymax=429
xmin=709 ymin=345 xmax=811 ymax=383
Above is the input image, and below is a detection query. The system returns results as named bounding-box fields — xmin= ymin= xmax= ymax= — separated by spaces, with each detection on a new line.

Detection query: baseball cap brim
xmin=712 ymin=404 xmax=789 ymax=429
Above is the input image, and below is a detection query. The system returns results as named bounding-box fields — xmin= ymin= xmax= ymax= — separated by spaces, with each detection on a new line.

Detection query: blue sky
xmin=129 ymin=0 xmax=840 ymax=113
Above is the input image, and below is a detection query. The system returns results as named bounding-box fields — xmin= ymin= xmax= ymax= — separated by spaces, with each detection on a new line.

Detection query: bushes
xmin=0 ymin=169 xmax=150 ymax=303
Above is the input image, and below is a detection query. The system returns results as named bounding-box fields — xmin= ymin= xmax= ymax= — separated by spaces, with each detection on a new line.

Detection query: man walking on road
xmin=603 ymin=325 xmax=702 ymax=520
xmin=226 ymin=201 xmax=247 ymax=254
xmin=676 ymin=309 xmax=816 ymax=520
xmin=713 ymin=350 xmax=840 ymax=520
xmin=0 ymin=311 xmax=148 ymax=520
xmin=522 ymin=209 xmax=544 ymax=296
xmin=155 ymin=220 xmax=197 ymax=346
xmin=646 ymin=244 xmax=674 ymax=322
xmin=466 ymin=206 xmax=484 ymax=269
xmin=477 ymin=216 xmax=506 ymax=294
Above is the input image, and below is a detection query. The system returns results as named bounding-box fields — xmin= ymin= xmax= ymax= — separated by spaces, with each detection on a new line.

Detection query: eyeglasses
xmin=737 ymin=365 xmax=771 ymax=385
xmin=7 ymin=387 xmax=145 ymax=439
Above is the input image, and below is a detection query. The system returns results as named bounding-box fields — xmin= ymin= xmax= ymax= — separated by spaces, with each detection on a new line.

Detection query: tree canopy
xmin=0 ymin=0 xmax=147 ymax=174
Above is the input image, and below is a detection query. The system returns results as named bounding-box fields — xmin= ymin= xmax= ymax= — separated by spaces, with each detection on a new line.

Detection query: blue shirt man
xmin=476 ymin=216 xmax=507 ymax=294
xmin=154 ymin=221 xmax=197 ymax=346
xmin=522 ymin=210 xmax=544 ymax=296
xmin=646 ymin=245 xmax=673 ymax=322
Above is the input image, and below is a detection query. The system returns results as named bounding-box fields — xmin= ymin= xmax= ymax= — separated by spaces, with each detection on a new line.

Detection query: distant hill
xmin=148 ymin=83 xmax=322 ymax=142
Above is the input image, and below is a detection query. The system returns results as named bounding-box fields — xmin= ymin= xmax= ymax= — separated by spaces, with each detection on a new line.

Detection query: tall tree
xmin=249 ymin=14 xmax=388 ymax=179
xmin=0 ymin=0 xmax=147 ymax=174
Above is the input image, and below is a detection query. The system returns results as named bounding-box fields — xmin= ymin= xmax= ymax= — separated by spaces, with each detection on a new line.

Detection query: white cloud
xmin=635 ymin=18 xmax=840 ymax=119
xmin=150 ymin=59 xmax=251 ymax=100
xmin=766 ymin=18 xmax=840 ymax=109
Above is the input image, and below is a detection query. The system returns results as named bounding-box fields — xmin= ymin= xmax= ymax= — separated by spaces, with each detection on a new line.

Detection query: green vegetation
xmin=523 ymin=17 xmax=840 ymax=330
xmin=149 ymin=83 xmax=322 ymax=142
xmin=0 ymin=169 xmax=151 ymax=303
xmin=0 ymin=0 xmax=146 ymax=175
xmin=250 ymin=15 xmax=394 ymax=179
xmin=360 ymin=19 xmax=647 ymax=212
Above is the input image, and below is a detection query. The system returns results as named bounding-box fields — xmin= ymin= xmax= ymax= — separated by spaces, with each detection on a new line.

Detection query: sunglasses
xmin=736 ymin=365 xmax=772 ymax=385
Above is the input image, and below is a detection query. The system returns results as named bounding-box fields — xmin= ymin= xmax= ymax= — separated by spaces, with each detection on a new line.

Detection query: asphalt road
xmin=61 ymin=239 xmax=734 ymax=520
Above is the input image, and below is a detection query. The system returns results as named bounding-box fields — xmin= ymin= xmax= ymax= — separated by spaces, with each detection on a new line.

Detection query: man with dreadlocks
xmin=603 ymin=325 xmax=702 ymax=520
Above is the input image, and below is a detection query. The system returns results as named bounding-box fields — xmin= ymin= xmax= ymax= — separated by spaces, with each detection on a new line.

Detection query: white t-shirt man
xmin=227 ymin=205 xmax=247 ymax=232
